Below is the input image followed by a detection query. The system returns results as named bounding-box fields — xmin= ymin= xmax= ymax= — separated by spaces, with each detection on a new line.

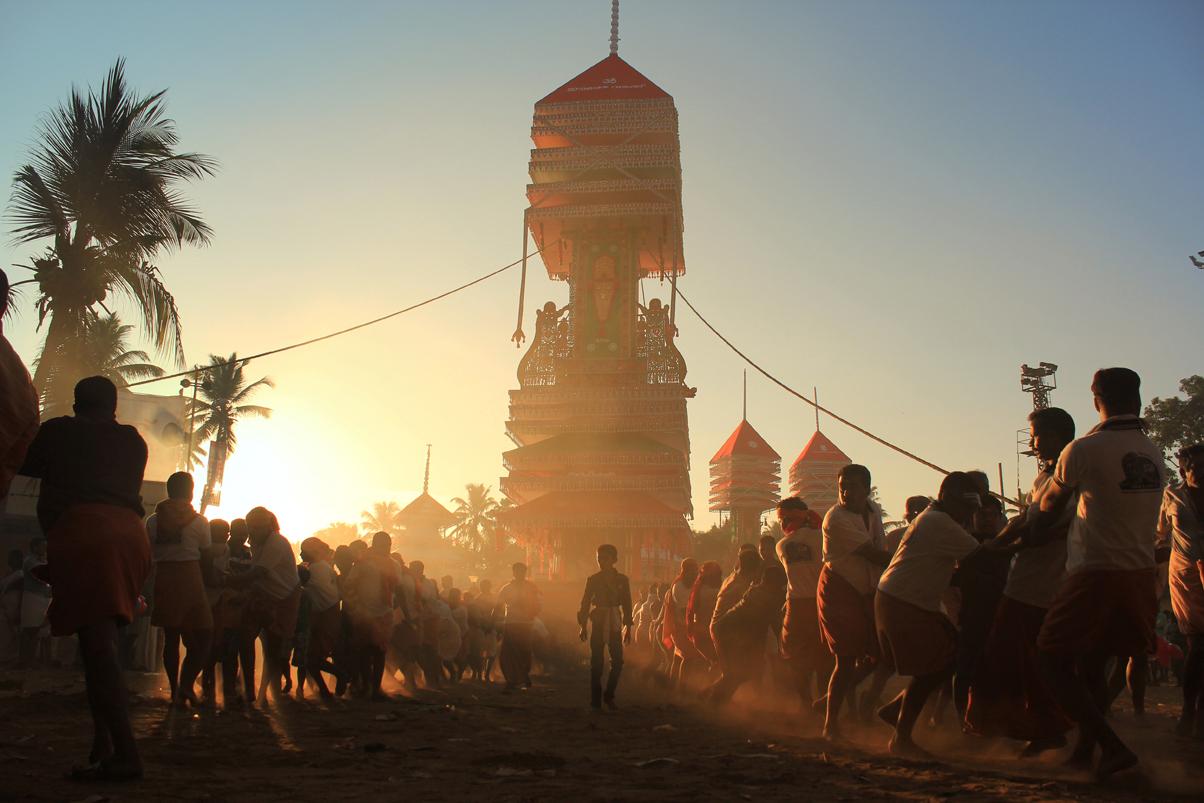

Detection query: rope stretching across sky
xmin=126 ymin=245 xmax=1013 ymax=502
xmin=126 ymin=247 xmax=547 ymax=389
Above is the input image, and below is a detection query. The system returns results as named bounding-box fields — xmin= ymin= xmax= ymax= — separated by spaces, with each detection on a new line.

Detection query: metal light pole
xmin=180 ymin=367 xmax=200 ymax=468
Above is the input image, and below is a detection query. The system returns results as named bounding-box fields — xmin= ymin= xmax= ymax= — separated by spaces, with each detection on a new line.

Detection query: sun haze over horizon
xmin=2 ymin=0 xmax=1202 ymax=544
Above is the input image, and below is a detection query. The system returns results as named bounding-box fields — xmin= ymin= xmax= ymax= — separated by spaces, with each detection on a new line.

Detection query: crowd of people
xmin=1 ymin=355 xmax=1201 ymax=785
xmin=139 ymin=476 xmax=548 ymax=711
xmin=587 ymin=367 xmax=1201 ymax=783
xmin=0 ymin=374 xmax=562 ymax=781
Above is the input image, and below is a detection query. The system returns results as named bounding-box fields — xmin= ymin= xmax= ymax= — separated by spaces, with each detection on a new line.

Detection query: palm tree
xmin=177 ymin=421 xmax=208 ymax=471
xmin=36 ymin=312 xmax=164 ymax=404
xmin=311 ymin=522 xmax=362 ymax=549
xmin=7 ymin=58 xmax=215 ymax=413
xmin=448 ymin=483 xmax=502 ymax=554
xmin=189 ymin=353 xmax=272 ymax=510
xmin=360 ymin=501 xmax=404 ymax=536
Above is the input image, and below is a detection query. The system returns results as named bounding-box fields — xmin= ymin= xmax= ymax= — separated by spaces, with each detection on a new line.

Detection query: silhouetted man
xmin=578 ymin=544 xmax=633 ymax=710
xmin=20 ymin=376 xmax=151 ymax=780
xmin=494 ymin=562 xmax=541 ymax=690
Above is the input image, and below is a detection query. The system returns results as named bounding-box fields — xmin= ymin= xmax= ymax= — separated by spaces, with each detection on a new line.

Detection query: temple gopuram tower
xmin=499 ymin=8 xmax=693 ymax=581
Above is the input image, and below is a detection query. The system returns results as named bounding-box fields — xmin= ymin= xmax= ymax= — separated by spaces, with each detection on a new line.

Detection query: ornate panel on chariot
xmin=531 ymin=98 xmax=678 ymax=147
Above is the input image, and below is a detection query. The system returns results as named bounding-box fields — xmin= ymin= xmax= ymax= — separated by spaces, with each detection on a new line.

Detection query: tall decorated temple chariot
xmin=498 ymin=4 xmax=694 ymax=581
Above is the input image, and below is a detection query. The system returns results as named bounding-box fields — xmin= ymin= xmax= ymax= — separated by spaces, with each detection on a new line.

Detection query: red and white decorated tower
xmin=709 ymin=392 xmax=781 ymax=542
xmin=499 ymin=5 xmax=693 ymax=581
xmin=788 ymin=418 xmax=851 ymax=515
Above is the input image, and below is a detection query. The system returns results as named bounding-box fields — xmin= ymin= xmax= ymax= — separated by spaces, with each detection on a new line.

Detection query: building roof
xmin=537 ymin=54 xmax=670 ymax=106
xmin=711 ymin=419 xmax=781 ymax=463
xmin=791 ymin=430 xmax=851 ymax=469
xmin=397 ymin=492 xmax=456 ymax=528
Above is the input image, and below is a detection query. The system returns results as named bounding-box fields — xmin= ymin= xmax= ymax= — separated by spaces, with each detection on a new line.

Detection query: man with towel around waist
xmin=19 ymin=376 xmax=152 ymax=781
xmin=146 ymin=471 xmax=213 ymax=707
xmin=1031 ymin=368 xmax=1166 ymax=779
xmin=818 ymin=464 xmax=892 ymax=741
xmin=876 ymin=472 xmax=988 ymax=758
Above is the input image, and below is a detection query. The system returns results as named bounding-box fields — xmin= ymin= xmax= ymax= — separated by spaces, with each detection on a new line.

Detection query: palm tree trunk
xmin=33 ymin=313 xmax=76 ymax=417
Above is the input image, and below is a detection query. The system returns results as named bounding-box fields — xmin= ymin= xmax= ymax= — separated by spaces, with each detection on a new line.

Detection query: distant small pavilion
xmin=398 ymin=446 xmax=457 ymax=551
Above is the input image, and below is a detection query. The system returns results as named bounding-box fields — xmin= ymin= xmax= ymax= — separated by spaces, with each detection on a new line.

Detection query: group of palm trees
xmin=6 ymin=59 xmax=271 ymax=506
xmin=312 ymin=484 xmax=516 ymax=572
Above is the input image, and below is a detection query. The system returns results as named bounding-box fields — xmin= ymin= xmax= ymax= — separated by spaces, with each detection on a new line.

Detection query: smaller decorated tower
xmin=788 ymin=396 xmax=851 ymax=514
xmin=709 ymin=379 xmax=781 ymax=542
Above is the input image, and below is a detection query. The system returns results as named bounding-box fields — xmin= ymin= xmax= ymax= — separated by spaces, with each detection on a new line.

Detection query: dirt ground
xmin=1 ymin=655 xmax=1201 ymax=803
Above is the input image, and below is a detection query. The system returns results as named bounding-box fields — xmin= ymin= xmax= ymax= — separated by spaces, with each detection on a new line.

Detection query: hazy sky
xmin=2 ymin=0 xmax=1202 ymax=539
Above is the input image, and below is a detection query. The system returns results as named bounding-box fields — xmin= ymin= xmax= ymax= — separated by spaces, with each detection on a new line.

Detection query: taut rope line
xmin=127 ymin=245 xmax=551 ymax=389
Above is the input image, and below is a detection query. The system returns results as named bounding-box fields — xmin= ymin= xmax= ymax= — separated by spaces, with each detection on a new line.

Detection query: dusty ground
xmin=0 ymin=656 xmax=1201 ymax=802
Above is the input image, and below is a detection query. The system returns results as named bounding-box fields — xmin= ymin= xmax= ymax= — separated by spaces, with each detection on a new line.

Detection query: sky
xmin=1 ymin=0 xmax=1202 ymax=539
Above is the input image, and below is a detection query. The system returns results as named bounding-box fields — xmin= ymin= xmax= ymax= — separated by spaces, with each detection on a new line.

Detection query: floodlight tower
xmin=1020 ymin=362 xmax=1058 ymax=410
xmin=1016 ymin=361 xmax=1058 ymax=503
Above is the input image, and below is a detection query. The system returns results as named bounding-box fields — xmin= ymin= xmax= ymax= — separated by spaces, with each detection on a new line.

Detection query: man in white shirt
xmin=493 ymin=562 xmax=542 ymax=690
xmin=818 ymin=464 xmax=891 ymax=741
xmin=775 ymin=497 xmax=830 ymax=711
xmin=299 ymin=536 xmax=340 ymax=698
xmin=232 ymin=506 xmax=300 ymax=703
xmin=875 ymin=471 xmax=984 ymax=758
xmin=964 ymin=407 xmax=1076 ymax=755
xmin=1033 ymin=368 xmax=1166 ymax=779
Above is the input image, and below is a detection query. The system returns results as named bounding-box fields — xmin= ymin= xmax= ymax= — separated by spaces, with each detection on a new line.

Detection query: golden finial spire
xmin=423 ymin=443 xmax=432 ymax=494
xmin=610 ymin=0 xmax=620 ymax=55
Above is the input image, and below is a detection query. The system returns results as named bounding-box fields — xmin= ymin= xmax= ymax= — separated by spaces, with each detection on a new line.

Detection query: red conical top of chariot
xmin=525 ymin=40 xmax=685 ymax=280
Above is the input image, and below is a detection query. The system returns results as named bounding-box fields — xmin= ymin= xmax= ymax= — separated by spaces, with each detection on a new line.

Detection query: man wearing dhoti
xmin=20 ymin=376 xmax=152 ymax=781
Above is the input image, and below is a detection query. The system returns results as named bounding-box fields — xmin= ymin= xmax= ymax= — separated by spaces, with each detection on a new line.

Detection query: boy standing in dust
xmin=578 ymin=544 xmax=634 ymax=710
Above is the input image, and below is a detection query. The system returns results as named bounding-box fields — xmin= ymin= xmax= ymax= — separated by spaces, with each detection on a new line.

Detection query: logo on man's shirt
xmin=1119 ymin=452 xmax=1163 ymax=493
xmin=782 ymin=541 xmax=814 ymax=563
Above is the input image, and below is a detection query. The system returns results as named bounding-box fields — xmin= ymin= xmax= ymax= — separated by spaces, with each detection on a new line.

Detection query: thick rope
xmin=128 ymin=245 xmax=549 ymax=389
xmin=674 ymin=286 xmax=1020 ymax=504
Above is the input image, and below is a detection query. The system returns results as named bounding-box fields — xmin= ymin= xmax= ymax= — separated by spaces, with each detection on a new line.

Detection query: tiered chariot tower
xmin=499 ymin=18 xmax=694 ymax=581
xmin=709 ymin=417 xmax=781 ymax=543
